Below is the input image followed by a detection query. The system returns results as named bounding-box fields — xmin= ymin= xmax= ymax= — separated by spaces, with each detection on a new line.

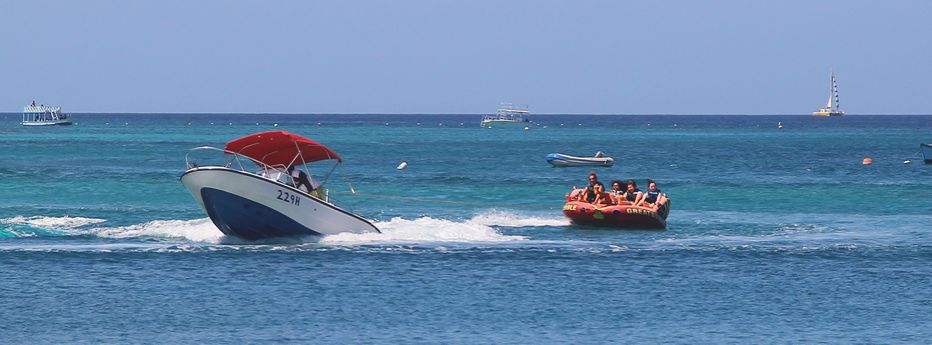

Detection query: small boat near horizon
xmin=21 ymin=100 xmax=72 ymax=126
xmin=480 ymin=103 xmax=531 ymax=128
xmin=181 ymin=130 xmax=380 ymax=241
xmin=922 ymin=144 xmax=932 ymax=164
xmin=547 ymin=152 xmax=614 ymax=167
xmin=812 ymin=71 xmax=845 ymax=116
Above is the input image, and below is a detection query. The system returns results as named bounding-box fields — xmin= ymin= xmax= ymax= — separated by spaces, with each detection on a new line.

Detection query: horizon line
xmin=3 ymin=112 xmax=932 ymax=116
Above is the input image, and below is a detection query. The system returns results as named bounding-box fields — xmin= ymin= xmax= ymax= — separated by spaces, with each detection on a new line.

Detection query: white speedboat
xmin=22 ymin=101 xmax=72 ymax=126
xmin=546 ymin=152 xmax=614 ymax=167
xmin=181 ymin=131 xmax=380 ymax=240
xmin=812 ymin=71 xmax=845 ymax=116
xmin=480 ymin=103 xmax=531 ymax=128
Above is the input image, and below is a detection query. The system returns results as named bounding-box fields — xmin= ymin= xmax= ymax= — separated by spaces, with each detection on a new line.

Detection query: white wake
xmin=3 ymin=210 xmax=566 ymax=245
xmin=1 ymin=215 xmax=107 ymax=230
xmin=87 ymin=218 xmax=224 ymax=243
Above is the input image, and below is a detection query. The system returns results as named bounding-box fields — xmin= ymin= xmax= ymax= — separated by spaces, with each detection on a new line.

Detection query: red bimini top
xmin=224 ymin=131 xmax=342 ymax=167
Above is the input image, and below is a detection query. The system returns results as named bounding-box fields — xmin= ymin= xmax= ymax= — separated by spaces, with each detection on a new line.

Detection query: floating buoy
xmin=904 ymin=160 xmax=911 ymax=165
xmin=385 ymin=122 xmax=389 ymax=126
xmin=273 ymin=123 xmax=278 ymax=127
xmin=397 ymin=161 xmax=408 ymax=170
xmin=229 ymin=122 xmax=232 ymax=126
xmin=417 ymin=122 xmax=421 ymax=126
xmin=524 ymin=126 xmax=529 ymax=131
xmin=459 ymin=122 xmax=464 ymax=127
xmin=778 ymin=122 xmax=784 ymax=129
xmin=255 ymin=122 xmax=259 ymax=125
xmin=862 ymin=157 xmax=873 ymax=165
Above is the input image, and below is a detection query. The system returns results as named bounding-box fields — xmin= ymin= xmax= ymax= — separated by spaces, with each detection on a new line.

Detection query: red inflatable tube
xmin=562 ymin=200 xmax=670 ymax=229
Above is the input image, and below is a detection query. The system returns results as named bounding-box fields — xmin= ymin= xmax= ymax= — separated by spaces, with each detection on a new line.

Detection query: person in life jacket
xmin=608 ymin=180 xmax=625 ymax=205
xmin=637 ymin=180 xmax=666 ymax=210
xmin=567 ymin=171 xmax=602 ymax=203
xmin=581 ymin=172 xmax=604 ymax=203
xmin=621 ymin=179 xmax=644 ymax=205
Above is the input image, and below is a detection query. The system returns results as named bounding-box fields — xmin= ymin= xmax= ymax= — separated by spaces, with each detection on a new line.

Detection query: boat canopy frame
xmin=184 ymin=146 xmax=343 ymax=200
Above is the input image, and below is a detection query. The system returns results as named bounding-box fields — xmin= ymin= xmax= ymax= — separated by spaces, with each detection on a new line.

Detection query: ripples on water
xmin=1 ymin=114 xmax=931 ymax=342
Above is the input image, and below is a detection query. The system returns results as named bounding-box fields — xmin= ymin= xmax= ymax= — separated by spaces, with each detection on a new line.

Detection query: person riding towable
xmin=636 ymin=180 xmax=666 ymax=211
xmin=568 ymin=171 xmax=604 ymax=203
xmin=608 ymin=180 xmax=625 ymax=205
xmin=620 ymin=179 xmax=644 ymax=205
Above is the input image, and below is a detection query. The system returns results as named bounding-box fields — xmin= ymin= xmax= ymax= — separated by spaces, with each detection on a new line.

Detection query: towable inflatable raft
xmin=563 ymin=200 xmax=670 ymax=229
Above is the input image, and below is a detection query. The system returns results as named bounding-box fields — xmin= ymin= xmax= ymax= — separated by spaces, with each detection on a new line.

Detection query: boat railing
xmin=185 ymin=146 xmax=300 ymax=187
xmin=185 ymin=146 xmax=336 ymax=201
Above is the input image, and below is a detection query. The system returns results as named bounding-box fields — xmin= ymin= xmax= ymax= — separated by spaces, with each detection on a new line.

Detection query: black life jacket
xmin=625 ymin=188 xmax=641 ymax=202
xmin=645 ymin=189 xmax=662 ymax=203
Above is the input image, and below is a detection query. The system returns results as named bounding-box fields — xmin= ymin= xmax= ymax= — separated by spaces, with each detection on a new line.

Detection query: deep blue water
xmin=1 ymin=113 xmax=931 ymax=343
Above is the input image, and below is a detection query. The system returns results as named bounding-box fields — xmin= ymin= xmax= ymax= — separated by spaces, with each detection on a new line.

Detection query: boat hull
xmin=22 ymin=120 xmax=73 ymax=126
xmin=547 ymin=153 xmax=614 ymax=167
xmin=180 ymin=167 xmax=379 ymax=240
xmin=480 ymin=120 xmax=530 ymax=128
xmin=563 ymin=201 xmax=669 ymax=229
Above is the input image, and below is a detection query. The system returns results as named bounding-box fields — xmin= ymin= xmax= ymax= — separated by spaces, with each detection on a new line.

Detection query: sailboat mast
xmin=832 ymin=73 xmax=840 ymax=111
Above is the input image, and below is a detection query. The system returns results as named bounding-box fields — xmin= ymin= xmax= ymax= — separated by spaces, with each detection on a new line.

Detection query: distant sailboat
xmin=813 ymin=71 xmax=845 ymax=116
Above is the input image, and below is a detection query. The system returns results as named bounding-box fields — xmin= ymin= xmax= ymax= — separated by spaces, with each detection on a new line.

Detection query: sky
xmin=1 ymin=0 xmax=930 ymax=114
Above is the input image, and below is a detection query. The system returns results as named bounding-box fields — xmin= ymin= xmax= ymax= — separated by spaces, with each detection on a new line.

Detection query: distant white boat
xmin=22 ymin=100 xmax=72 ymax=126
xmin=546 ymin=151 xmax=614 ymax=167
xmin=480 ymin=103 xmax=531 ymax=128
xmin=922 ymin=144 xmax=932 ymax=164
xmin=812 ymin=71 xmax=845 ymax=116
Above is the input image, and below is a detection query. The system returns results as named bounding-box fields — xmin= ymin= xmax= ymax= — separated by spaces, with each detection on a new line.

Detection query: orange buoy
xmin=862 ymin=157 xmax=873 ymax=165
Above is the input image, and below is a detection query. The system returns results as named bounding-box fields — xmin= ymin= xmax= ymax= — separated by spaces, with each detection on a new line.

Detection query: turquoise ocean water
xmin=1 ymin=113 xmax=931 ymax=343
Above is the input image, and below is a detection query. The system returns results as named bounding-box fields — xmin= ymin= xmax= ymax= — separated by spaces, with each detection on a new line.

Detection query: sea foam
xmin=3 ymin=210 xmax=565 ymax=245
xmin=88 ymin=218 xmax=224 ymax=243
xmin=1 ymin=215 xmax=107 ymax=230
xmin=322 ymin=215 xmax=527 ymax=244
